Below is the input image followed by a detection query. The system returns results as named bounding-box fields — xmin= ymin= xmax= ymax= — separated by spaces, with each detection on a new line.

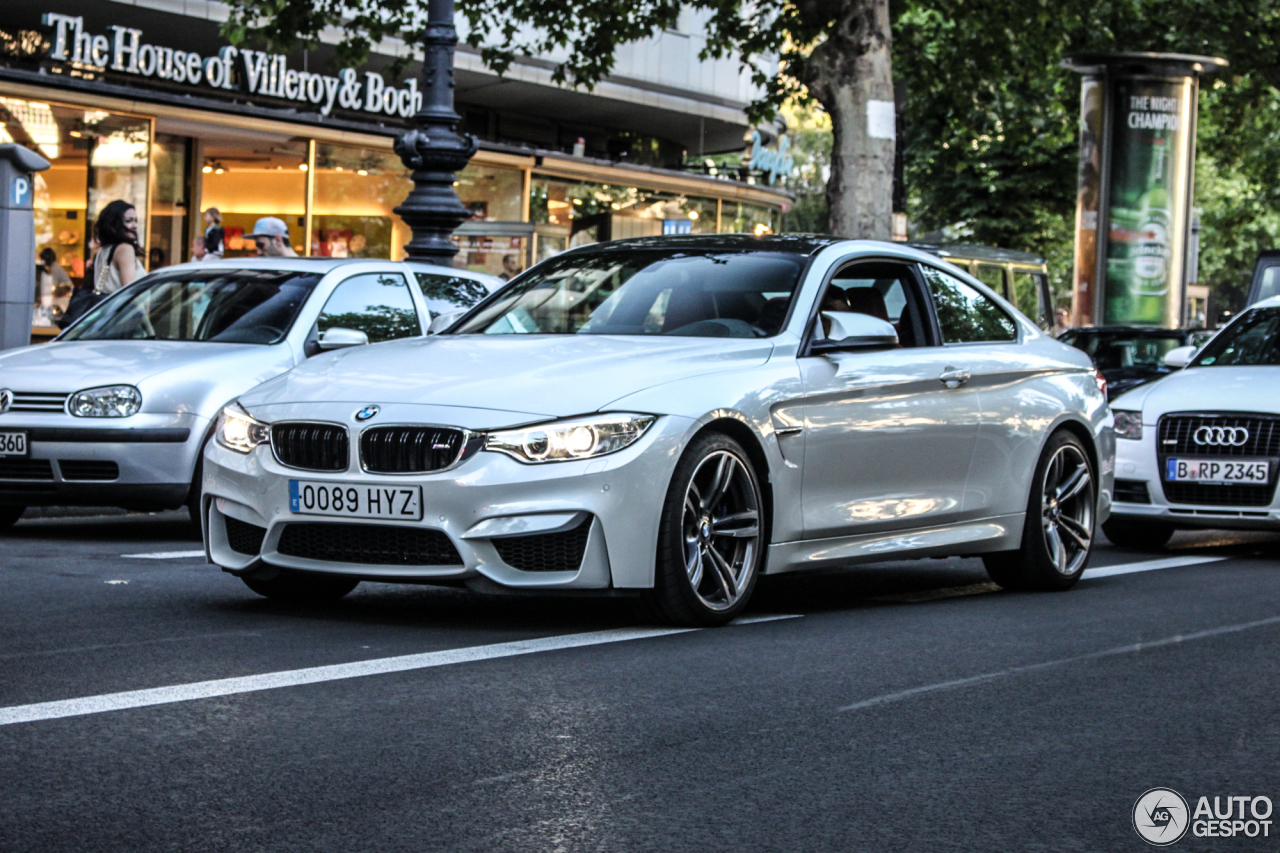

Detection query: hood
xmin=1113 ymin=366 xmax=1280 ymax=418
xmin=240 ymin=334 xmax=775 ymax=418
xmin=0 ymin=340 xmax=292 ymax=414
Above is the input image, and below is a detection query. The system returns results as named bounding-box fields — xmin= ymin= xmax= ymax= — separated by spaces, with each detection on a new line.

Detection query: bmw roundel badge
xmin=354 ymin=405 xmax=380 ymax=422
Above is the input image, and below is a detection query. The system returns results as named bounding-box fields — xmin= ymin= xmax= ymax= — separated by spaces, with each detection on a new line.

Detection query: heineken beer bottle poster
xmin=1103 ymin=78 xmax=1194 ymax=326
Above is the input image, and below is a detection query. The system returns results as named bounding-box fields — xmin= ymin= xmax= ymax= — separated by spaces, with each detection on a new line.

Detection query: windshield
xmin=1062 ymin=331 xmax=1186 ymax=370
xmin=1192 ymin=308 xmax=1280 ymax=366
xmin=454 ymin=250 xmax=807 ymax=337
xmin=61 ymin=269 xmax=321 ymax=344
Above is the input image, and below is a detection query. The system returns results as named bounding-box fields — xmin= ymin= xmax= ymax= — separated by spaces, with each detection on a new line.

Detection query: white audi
xmin=202 ymin=235 xmax=1114 ymax=625
xmin=1105 ymin=296 xmax=1280 ymax=548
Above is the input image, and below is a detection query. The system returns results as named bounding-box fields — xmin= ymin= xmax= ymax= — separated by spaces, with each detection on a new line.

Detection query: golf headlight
xmin=69 ymin=385 xmax=141 ymax=418
xmin=216 ymin=404 xmax=270 ymax=454
xmin=1114 ymin=410 xmax=1143 ymax=440
xmin=485 ymin=413 xmax=656 ymax=463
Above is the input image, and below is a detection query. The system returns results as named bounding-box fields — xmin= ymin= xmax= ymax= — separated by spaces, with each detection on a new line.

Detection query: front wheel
xmin=242 ymin=571 xmax=359 ymax=604
xmin=642 ymin=433 xmax=766 ymax=627
xmin=984 ymin=431 xmax=1096 ymax=591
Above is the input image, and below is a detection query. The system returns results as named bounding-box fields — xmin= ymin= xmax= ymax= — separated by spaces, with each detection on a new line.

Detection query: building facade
xmin=1 ymin=0 xmax=791 ymax=333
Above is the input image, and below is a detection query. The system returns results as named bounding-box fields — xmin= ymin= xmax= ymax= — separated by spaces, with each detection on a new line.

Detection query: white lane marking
xmin=120 ymin=550 xmax=206 ymax=560
xmin=104 ymin=580 xmax=129 ymax=585
xmin=839 ymin=612 xmax=1280 ymax=713
xmin=733 ymin=614 xmax=803 ymax=625
xmin=0 ymin=627 xmax=695 ymax=727
xmin=1082 ymin=554 xmax=1229 ymax=579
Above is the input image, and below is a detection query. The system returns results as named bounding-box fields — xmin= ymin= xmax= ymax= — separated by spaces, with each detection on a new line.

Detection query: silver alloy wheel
xmin=681 ymin=450 xmax=761 ymax=611
xmin=1041 ymin=443 xmax=1094 ymax=575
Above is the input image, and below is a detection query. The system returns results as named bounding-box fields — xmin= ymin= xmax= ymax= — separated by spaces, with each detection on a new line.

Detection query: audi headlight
xmin=216 ymin=404 xmax=270 ymax=454
xmin=485 ymin=413 xmax=656 ymax=463
xmin=69 ymin=385 xmax=141 ymax=418
xmin=1114 ymin=410 xmax=1143 ymax=440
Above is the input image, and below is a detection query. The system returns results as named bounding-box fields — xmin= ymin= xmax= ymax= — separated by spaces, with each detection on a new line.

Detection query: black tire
xmin=641 ymin=432 xmax=767 ymax=627
xmin=1102 ymin=518 xmax=1175 ymax=550
xmin=0 ymin=505 xmax=24 ymax=530
xmin=242 ymin=571 xmax=359 ymax=604
xmin=984 ymin=431 xmax=1097 ymax=591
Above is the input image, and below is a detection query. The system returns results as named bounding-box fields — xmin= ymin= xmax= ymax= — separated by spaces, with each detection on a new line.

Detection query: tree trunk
xmin=804 ymin=0 xmax=894 ymax=240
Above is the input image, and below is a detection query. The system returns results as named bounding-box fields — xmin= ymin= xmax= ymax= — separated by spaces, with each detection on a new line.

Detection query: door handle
xmin=940 ymin=367 xmax=971 ymax=389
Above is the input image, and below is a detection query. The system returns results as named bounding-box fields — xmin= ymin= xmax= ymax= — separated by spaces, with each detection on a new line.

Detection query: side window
xmin=414 ymin=273 xmax=490 ymax=319
xmin=1012 ymin=271 xmax=1046 ymax=328
xmin=922 ymin=266 xmax=1018 ymax=344
xmin=829 ymin=262 xmax=925 ymax=348
xmin=317 ymin=273 xmax=420 ymax=343
xmin=974 ymin=264 xmax=1008 ymax=298
xmin=1258 ymin=266 xmax=1280 ymax=304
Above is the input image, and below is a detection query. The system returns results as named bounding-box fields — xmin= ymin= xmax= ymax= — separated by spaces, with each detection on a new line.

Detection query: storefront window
xmin=312 ymin=143 xmax=413 ymax=259
xmin=201 ymin=134 xmax=306 ymax=256
xmin=725 ymin=202 xmax=777 ymax=235
xmin=530 ymin=175 xmax=716 ymax=258
xmin=456 ymin=163 xmax=523 ymax=222
xmin=148 ymin=133 xmax=190 ymax=269
xmin=452 ymin=234 xmax=528 ymax=279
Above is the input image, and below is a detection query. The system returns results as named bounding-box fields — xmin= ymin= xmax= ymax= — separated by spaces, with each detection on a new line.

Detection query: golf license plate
xmin=289 ymin=480 xmax=423 ymax=521
xmin=0 ymin=431 xmax=28 ymax=458
xmin=1166 ymin=458 xmax=1270 ymax=484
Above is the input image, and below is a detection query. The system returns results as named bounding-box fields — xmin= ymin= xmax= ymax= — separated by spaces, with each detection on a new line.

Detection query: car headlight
xmin=1114 ymin=410 xmax=1143 ymax=440
xmin=216 ymin=404 xmax=270 ymax=454
xmin=484 ymin=413 xmax=656 ymax=463
xmin=69 ymin=385 xmax=141 ymax=418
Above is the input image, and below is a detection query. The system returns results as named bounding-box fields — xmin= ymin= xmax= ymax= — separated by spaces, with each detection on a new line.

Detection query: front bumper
xmin=0 ymin=414 xmax=210 ymax=509
xmin=1109 ymin=434 xmax=1280 ymax=529
xmin=202 ymin=411 xmax=694 ymax=590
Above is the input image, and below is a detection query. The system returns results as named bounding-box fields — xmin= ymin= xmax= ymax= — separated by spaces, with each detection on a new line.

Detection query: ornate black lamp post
xmin=393 ymin=0 xmax=478 ymax=265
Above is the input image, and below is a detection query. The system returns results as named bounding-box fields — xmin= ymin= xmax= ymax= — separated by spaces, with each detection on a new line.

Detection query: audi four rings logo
xmin=1193 ymin=426 xmax=1250 ymax=446
xmin=0 ymin=389 xmax=11 ymax=414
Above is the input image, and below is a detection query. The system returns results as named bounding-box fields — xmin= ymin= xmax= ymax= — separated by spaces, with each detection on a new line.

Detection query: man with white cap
xmin=245 ymin=216 xmax=299 ymax=257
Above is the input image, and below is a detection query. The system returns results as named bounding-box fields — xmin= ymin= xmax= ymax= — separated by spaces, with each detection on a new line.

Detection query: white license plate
xmin=288 ymin=480 xmax=423 ymax=521
xmin=1166 ymin=458 xmax=1270 ymax=484
xmin=0 ymin=431 xmax=27 ymax=458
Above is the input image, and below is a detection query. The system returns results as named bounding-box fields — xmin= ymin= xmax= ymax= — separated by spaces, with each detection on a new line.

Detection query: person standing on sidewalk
xmin=246 ymin=217 xmax=299 ymax=257
xmin=91 ymin=200 xmax=143 ymax=295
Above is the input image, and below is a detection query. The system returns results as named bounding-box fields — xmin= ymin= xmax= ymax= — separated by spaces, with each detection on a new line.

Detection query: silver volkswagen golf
xmin=202 ymin=236 xmax=1114 ymax=625
xmin=0 ymin=259 xmax=497 ymax=526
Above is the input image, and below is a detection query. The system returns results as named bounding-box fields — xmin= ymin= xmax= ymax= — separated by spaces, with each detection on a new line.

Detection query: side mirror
xmin=1163 ymin=345 xmax=1197 ymax=369
xmin=317 ymin=327 xmax=369 ymax=350
xmin=428 ymin=310 xmax=466 ymax=335
xmin=811 ymin=311 xmax=898 ymax=353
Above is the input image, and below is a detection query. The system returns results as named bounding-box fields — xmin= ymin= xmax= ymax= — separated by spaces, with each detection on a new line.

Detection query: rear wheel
xmin=642 ymin=433 xmax=765 ymax=627
xmin=984 ymin=431 xmax=1096 ymax=591
xmin=0 ymin=505 xmax=24 ymax=530
xmin=1102 ymin=518 xmax=1175 ymax=550
xmin=242 ymin=571 xmax=359 ymax=604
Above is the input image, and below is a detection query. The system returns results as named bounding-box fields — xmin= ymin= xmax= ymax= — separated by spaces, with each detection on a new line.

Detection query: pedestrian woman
xmin=91 ymin=200 xmax=143 ymax=294
xmin=203 ymin=208 xmax=225 ymax=259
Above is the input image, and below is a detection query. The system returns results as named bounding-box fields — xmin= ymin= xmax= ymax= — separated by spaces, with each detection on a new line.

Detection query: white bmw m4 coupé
xmin=202 ymin=236 xmax=1114 ymax=625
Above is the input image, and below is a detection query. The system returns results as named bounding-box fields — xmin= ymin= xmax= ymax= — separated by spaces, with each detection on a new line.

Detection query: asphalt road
xmin=1 ymin=512 xmax=1279 ymax=852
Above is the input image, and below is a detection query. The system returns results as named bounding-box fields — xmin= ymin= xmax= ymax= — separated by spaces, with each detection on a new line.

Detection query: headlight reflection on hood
xmin=484 ymin=413 xmax=656 ymax=463
xmin=216 ymin=403 xmax=270 ymax=454
xmin=69 ymin=385 xmax=141 ymax=418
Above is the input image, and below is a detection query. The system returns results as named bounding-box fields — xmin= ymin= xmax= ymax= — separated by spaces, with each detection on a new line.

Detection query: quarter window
xmin=922 ymin=267 xmax=1018 ymax=343
xmin=1012 ymin=271 xmax=1048 ymax=329
xmin=317 ymin=273 xmax=420 ymax=343
xmin=414 ymin=272 xmax=490 ymax=319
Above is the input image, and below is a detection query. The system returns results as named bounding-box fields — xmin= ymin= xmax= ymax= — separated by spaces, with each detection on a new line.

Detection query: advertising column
xmin=1065 ymin=54 xmax=1226 ymax=329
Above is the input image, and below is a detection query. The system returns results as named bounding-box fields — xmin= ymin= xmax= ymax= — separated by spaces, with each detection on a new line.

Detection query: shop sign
xmin=40 ymin=13 xmax=422 ymax=119
xmin=746 ymin=130 xmax=795 ymax=185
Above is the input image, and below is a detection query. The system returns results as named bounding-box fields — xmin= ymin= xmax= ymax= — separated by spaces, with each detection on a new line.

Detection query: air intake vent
xmin=277 ymin=523 xmax=463 ymax=566
xmin=360 ymin=426 xmax=467 ymax=473
xmin=58 ymin=460 xmax=119 ymax=481
xmin=1113 ymin=479 xmax=1150 ymax=504
xmin=0 ymin=459 xmax=54 ymax=480
xmin=7 ymin=392 xmax=69 ymax=413
xmin=225 ymin=516 xmax=267 ymax=556
xmin=492 ymin=516 xmax=592 ymax=572
xmin=271 ymin=423 xmax=349 ymax=472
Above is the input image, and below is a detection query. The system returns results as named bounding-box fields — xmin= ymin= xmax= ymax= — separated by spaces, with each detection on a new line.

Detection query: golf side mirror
xmin=317 ymin=327 xmax=370 ymax=350
xmin=428 ymin=310 xmax=466 ymax=335
xmin=1163 ymin=345 xmax=1197 ymax=369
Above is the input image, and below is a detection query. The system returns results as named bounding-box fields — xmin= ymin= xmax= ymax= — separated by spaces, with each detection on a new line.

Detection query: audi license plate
xmin=289 ymin=480 xmax=423 ymax=521
xmin=1166 ymin=458 xmax=1270 ymax=484
xmin=0 ymin=431 xmax=27 ymax=458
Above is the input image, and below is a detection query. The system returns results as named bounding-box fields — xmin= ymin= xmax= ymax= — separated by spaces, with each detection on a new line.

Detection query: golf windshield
xmin=61 ymin=269 xmax=322 ymax=344
xmin=1192 ymin=308 xmax=1280 ymax=366
xmin=453 ymin=250 xmax=806 ymax=338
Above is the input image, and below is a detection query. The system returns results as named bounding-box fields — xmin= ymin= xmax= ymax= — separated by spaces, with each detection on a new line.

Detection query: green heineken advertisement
xmin=1102 ymin=77 xmax=1194 ymax=326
